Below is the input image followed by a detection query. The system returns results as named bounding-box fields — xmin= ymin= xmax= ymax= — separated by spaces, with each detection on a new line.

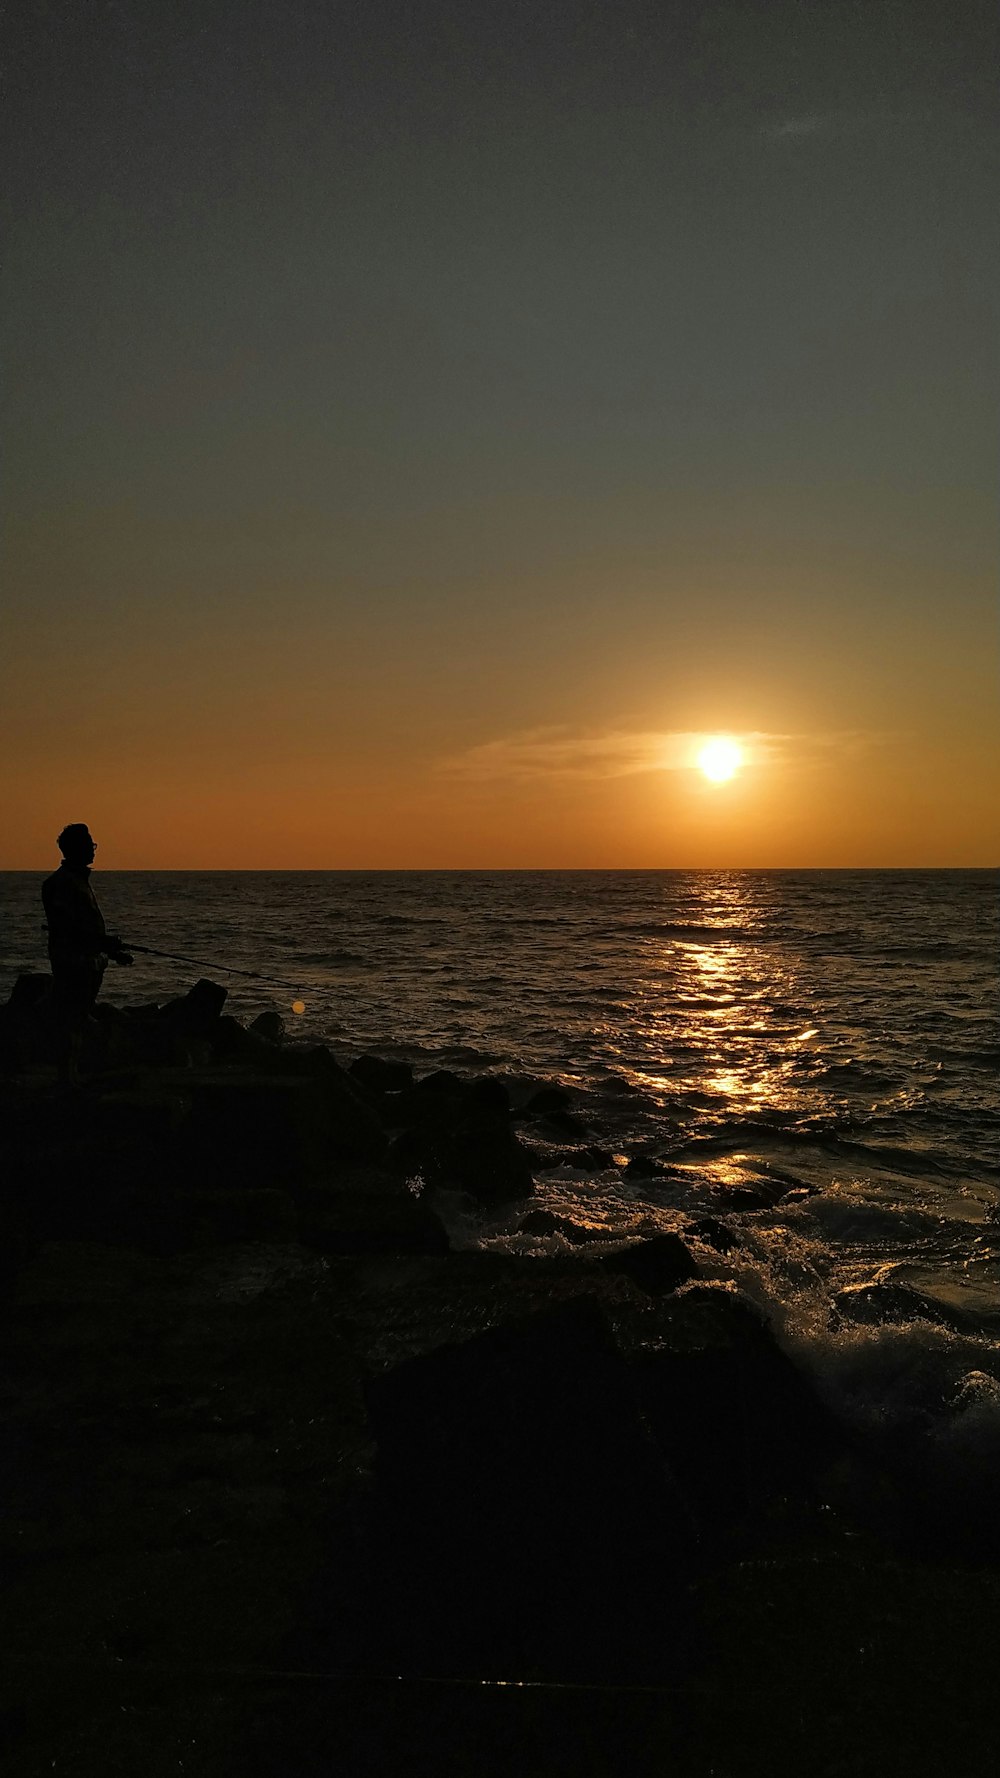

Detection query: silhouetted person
xmin=42 ymin=824 xmax=132 ymax=1082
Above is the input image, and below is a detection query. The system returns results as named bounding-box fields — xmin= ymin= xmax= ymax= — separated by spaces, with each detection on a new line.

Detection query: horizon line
xmin=2 ymin=864 xmax=997 ymax=875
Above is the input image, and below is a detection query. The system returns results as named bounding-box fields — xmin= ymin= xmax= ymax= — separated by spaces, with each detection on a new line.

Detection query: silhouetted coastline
xmin=2 ymin=970 xmax=999 ymax=1773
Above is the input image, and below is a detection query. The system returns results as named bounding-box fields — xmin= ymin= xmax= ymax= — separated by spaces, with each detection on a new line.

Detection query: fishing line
xmin=125 ymin=943 xmax=309 ymax=1014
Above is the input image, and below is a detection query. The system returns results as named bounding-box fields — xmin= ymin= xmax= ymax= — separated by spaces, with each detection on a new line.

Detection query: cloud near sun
xmin=441 ymin=727 xmax=884 ymax=784
xmin=442 ymin=728 xmax=780 ymax=783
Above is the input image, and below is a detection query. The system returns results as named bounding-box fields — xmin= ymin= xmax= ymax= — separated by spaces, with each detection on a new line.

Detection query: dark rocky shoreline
xmin=2 ymin=978 xmax=998 ymax=1775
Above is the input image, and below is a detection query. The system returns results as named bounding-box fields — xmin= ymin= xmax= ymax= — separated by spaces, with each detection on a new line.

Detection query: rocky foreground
xmin=1 ymin=977 xmax=999 ymax=1776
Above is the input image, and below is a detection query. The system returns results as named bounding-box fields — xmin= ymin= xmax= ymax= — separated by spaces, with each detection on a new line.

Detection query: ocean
xmin=3 ymin=866 xmax=999 ymax=1466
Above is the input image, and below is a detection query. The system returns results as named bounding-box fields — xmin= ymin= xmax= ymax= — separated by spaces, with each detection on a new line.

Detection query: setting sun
xmin=698 ymin=738 xmax=743 ymax=783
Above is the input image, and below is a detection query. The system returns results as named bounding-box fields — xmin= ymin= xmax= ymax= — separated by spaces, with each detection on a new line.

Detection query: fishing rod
xmin=126 ymin=942 xmax=307 ymax=1007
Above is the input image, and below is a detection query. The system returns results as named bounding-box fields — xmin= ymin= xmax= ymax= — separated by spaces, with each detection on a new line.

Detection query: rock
xmin=519 ymin=1210 xmax=606 ymax=1245
xmin=524 ymin=1085 xmax=572 ymax=1115
xmin=534 ymin=1109 xmax=589 ymax=1140
xmin=833 ymin=1280 xmax=950 ymax=1328
xmin=350 ymin=1054 xmax=414 ymax=1095
xmin=173 ymin=1187 xmax=298 ymax=1246
xmin=5 ymin=973 xmax=52 ymax=1014
xmin=364 ymin=1295 xmax=693 ymax=1676
xmin=466 ymin=1076 xmax=511 ymax=1113
xmin=419 ymin=1115 xmax=535 ymax=1205
xmin=623 ymin=1153 xmax=673 ymax=1180
xmin=250 ymin=1010 xmax=285 ymax=1044
xmin=298 ymin=1174 xmax=448 ymax=1255
xmin=684 ymin=1215 xmax=742 ymax=1254
xmin=634 ymin=1285 xmax=845 ymax=1540
xmin=415 ymin=1069 xmax=465 ymax=1097
xmin=598 ymin=1233 xmax=699 ymax=1296
xmin=182 ymin=1061 xmax=386 ymax=1189
xmin=209 ymin=1016 xmax=279 ymax=1065
xmin=158 ymin=978 xmax=228 ymax=1038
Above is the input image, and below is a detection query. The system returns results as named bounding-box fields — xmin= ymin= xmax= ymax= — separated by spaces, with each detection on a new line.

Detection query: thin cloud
xmin=442 ymin=727 xmax=791 ymax=783
xmin=762 ymin=110 xmax=918 ymax=142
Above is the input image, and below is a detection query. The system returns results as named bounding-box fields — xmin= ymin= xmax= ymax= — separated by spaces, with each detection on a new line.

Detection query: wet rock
xmin=174 ymin=1187 xmax=298 ymax=1246
xmin=350 ymin=1054 xmax=414 ymax=1095
xmin=415 ymin=1069 xmax=465 ymax=1097
xmin=466 ymin=1076 xmax=511 ymax=1113
xmin=684 ymin=1215 xmax=742 ymax=1254
xmin=523 ymin=1085 xmax=572 ymax=1115
xmin=523 ymin=1141 xmax=614 ymax=1173
xmin=710 ymin=1177 xmax=791 ymax=1209
xmin=209 ymin=1016 xmax=279 ymax=1066
xmin=518 ymin=1209 xmax=606 ymax=1244
xmin=364 ymin=1295 xmax=693 ymax=1676
xmin=598 ymin=1232 xmax=699 ymax=1296
xmin=833 ymin=1280 xmax=950 ymax=1328
xmin=183 ymin=1062 xmax=386 ymax=1189
xmin=533 ymin=1109 xmax=590 ymax=1142
xmin=158 ymin=978 xmax=228 ymax=1038
xmin=5 ymin=974 xmax=52 ymax=1015
xmin=298 ymin=1173 xmax=448 ymax=1255
xmin=250 ymin=1010 xmax=285 ymax=1044
xmin=634 ymin=1284 xmax=845 ymax=1539
xmin=387 ymin=1083 xmax=535 ymax=1204
xmin=623 ymin=1153 xmax=674 ymax=1180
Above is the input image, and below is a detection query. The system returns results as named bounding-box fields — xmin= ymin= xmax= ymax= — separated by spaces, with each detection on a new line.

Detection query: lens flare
xmin=698 ymin=737 xmax=743 ymax=783
xmin=291 ymin=1000 xmax=306 ymax=1015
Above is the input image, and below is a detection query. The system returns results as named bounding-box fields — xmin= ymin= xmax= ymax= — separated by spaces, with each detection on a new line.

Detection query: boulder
xmin=623 ymin=1153 xmax=672 ymax=1180
xmin=350 ymin=1054 xmax=414 ymax=1095
xmin=634 ymin=1285 xmax=845 ymax=1541
xmin=833 ymin=1280 xmax=950 ymax=1328
xmin=684 ymin=1215 xmax=742 ymax=1254
xmin=415 ymin=1069 xmax=465 ymax=1097
xmin=5 ymin=973 xmax=52 ymax=1015
xmin=598 ymin=1233 xmax=699 ymax=1296
xmin=364 ymin=1295 xmax=693 ymax=1677
xmin=158 ymin=978 xmax=228 ymax=1038
xmin=519 ymin=1209 xmax=606 ymax=1245
xmin=173 ymin=1186 xmax=298 ymax=1246
xmin=249 ymin=1010 xmax=285 ymax=1043
xmin=181 ymin=1059 xmax=386 ymax=1189
xmin=523 ymin=1085 xmax=573 ymax=1115
xmin=390 ymin=1106 xmax=535 ymax=1205
xmin=298 ymin=1173 xmax=448 ymax=1255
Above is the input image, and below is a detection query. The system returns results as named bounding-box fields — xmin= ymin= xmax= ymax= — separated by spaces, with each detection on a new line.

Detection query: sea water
xmin=3 ymin=868 xmax=999 ymax=1468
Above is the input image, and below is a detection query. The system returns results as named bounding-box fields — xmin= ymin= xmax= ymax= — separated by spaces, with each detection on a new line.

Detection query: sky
xmin=3 ymin=0 xmax=997 ymax=867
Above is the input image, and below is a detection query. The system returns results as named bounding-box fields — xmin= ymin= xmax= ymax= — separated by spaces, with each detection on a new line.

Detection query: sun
xmin=698 ymin=737 xmax=743 ymax=783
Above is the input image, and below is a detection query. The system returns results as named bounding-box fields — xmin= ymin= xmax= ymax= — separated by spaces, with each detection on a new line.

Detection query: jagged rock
xmin=5 ymin=974 xmax=52 ymax=1014
xmin=598 ymin=1232 xmax=699 ymax=1296
xmin=173 ymin=1187 xmax=298 ymax=1246
xmin=523 ymin=1085 xmax=573 ymax=1115
xmin=518 ymin=1209 xmax=606 ymax=1244
xmin=209 ymin=1016 xmax=279 ymax=1065
xmin=466 ymin=1076 xmax=511 ymax=1113
xmin=634 ymin=1284 xmax=845 ymax=1538
xmin=833 ymin=1280 xmax=950 ymax=1328
xmin=364 ymin=1296 xmax=693 ymax=1676
xmin=523 ymin=1141 xmax=615 ymax=1173
xmin=350 ymin=1054 xmax=414 ymax=1095
xmin=298 ymin=1174 xmax=448 ymax=1255
xmin=390 ymin=1104 xmax=535 ymax=1205
xmin=623 ymin=1153 xmax=671 ymax=1180
xmin=182 ymin=1059 xmax=386 ymax=1189
xmin=158 ymin=978 xmax=228 ymax=1038
xmin=250 ymin=1010 xmax=285 ymax=1044
xmin=415 ymin=1069 xmax=464 ymax=1097
xmin=684 ymin=1215 xmax=742 ymax=1254
xmin=534 ymin=1108 xmax=589 ymax=1140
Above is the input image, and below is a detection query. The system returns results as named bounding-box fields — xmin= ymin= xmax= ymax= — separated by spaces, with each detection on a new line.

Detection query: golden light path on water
xmin=588 ymin=874 xmax=829 ymax=1194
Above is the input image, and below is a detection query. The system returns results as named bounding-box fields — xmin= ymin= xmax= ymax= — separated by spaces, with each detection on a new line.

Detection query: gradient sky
xmin=3 ymin=0 xmax=997 ymax=867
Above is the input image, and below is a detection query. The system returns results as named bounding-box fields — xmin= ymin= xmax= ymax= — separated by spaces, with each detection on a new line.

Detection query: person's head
xmin=57 ymin=824 xmax=97 ymax=867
